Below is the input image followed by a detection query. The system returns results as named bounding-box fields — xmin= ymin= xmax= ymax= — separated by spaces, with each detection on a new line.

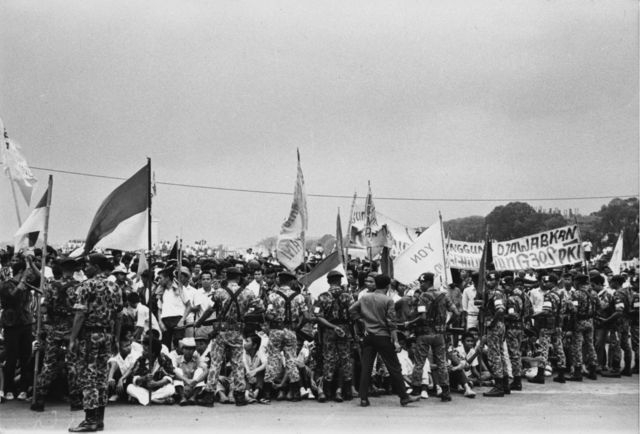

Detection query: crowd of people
xmin=0 ymin=245 xmax=638 ymax=432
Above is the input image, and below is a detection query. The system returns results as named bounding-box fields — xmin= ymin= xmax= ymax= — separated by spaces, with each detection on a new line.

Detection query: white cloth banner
xmin=393 ymin=219 xmax=450 ymax=286
xmin=349 ymin=205 xmax=419 ymax=257
xmin=447 ymin=240 xmax=484 ymax=270
xmin=608 ymin=232 xmax=624 ymax=275
xmin=492 ymin=224 xmax=583 ymax=271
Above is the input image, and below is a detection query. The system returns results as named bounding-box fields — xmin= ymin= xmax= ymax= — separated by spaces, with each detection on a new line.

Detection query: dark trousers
xmin=3 ymin=325 xmax=33 ymax=394
xmin=359 ymin=334 xmax=408 ymax=401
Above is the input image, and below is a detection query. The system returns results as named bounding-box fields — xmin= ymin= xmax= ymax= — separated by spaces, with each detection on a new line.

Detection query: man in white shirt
xmin=461 ymin=273 xmax=479 ymax=330
xmin=124 ymin=292 xmax=162 ymax=341
xmin=246 ymin=268 xmax=265 ymax=299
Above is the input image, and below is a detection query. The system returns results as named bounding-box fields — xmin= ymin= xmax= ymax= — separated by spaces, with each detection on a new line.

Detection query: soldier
xmin=566 ymin=274 xmax=598 ymax=381
xmin=313 ymin=270 xmax=354 ymax=402
xmin=529 ymin=274 xmax=566 ymax=384
xmin=194 ymin=267 xmax=264 ymax=407
xmin=629 ymin=275 xmax=639 ymax=374
xmin=68 ymin=253 xmax=123 ymax=433
xmin=406 ymin=272 xmax=459 ymax=401
xmin=592 ymin=274 xmax=614 ymax=374
xmin=261 ymin=272 xmax=310 ymax=403
xmin=502 ymin=276 xmax=524 ymax=391
xmin=31 ymin=257 xmax=82 ymax=412
xmin=479 ymin=272 xmax=508 ymax=397
xmin=604 ymin=275 xmax=633 ymax=376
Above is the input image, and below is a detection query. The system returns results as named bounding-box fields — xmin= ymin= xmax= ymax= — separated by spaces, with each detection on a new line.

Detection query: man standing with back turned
xmin=349 ymin=274 xmax=420 ymax=407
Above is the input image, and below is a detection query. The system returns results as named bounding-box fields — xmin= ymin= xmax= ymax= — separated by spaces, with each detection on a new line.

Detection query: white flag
xmin=393 ymin=219 xmax=451 ymax=286
xmin=609 ymin=231 xmax=624 ymax=275
xmin=1 ymin=119 xmax=38 ymax=205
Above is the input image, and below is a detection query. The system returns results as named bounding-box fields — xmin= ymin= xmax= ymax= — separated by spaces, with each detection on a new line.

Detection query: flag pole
xmin=439 ymin=211 xmax=449 ymax=287
xmin=345 ymin=192 xmax=357 ymax=263
xmin=366 ymin=181 xmax=372 ymax=263
xmin=32 ymin=175 xmax=53 ymax=405
xmin=574 ymin=216 xmax=591 ymax=283
xmin=337 ymin=207 xmax=346 ymax=273
xmin=145 ymin=158 xmax=153 ymax=402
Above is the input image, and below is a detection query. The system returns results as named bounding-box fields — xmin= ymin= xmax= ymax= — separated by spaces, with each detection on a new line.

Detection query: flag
xmin=276 ymin=149 xmax=308 ymax=271
xmin=303 ymin=251 xmax=345 ymax=299
xmin=609 ymin=231 xmax=624 ymax=274
xmin=393 ymin=219 xmax=451 ymax=286
xmin=1 ymin=120 xmax=38 ymax=205
xmin=14 ymin=186 xmax=50 ymax=249
xmin=137 ymin=251 xmax=149 ymax=279
xmin=363 ymin=181 xmax=389 ymax=248
xmin=82 ymin=163 xmax=150 ymax=255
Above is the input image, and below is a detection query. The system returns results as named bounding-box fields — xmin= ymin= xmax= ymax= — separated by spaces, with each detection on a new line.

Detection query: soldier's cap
xmin=418 ymin=272 xmax=435 ymax=283
xmin=486 ymin=272 xmax=499 ymax=281
xmin=541 ymin=274 xmax=558 ymax=284
xmin=610 ymin=275 xmax=626 ymax=285
xmin=176 ymin=266 xmax=191 ymax=278
xmin=58 ymin=256 xmax=79 ymax=269
xmin=111 ymin=264 xmax=128 ymax=275
xmin=574 ymin=274 xmax=589 ymax=286
xmin=327 ymin=270 xmax=344 ymax=279
xmin=588 ymin=269 xmax=600 ymax=277
xmin=180 ymin=337 xmax=196 ymax=348
xmin=591 ymin=274 xmax=605 ymax=285
xmin=87 ymin=253 xmax=114 ymax=272
xmin=500 ymin=271 xmax=512 ymax=279
xmin=194 ymin=328 xmax=211 ymax=341
xmin=225 ymin=267 xmax=243 ymax=279
xmin=151 ymin=261 xmax=166 ymax=268
xmin=500 ymin=276 xmax=514 ymax=286
xmin=513 ymin=277 xmax=524 ymax=286
xmin=523 ymin=277 xmax=538 ymax=286
xmin=562 ymin=271 xmax=573 ymax=278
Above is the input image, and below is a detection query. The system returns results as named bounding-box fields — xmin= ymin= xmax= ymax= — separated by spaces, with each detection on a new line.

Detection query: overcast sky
xmin=0 ymin=0 xmax=637 ymax=249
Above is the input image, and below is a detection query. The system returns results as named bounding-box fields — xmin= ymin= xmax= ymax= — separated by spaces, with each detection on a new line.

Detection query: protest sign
xmin=447 ymin=240 xmax=484 ymax=270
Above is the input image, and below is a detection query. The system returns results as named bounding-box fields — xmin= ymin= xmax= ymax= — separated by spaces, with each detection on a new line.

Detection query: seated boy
xmin=126 ymin=337 xmax=176 ymax=405
xmin=243 ymin=334 xmax=266 ymax=403
xmin=173 ymin=337 xmax=207 ymax=405
xmin=107 ymin=327 xmax=142 ymax=402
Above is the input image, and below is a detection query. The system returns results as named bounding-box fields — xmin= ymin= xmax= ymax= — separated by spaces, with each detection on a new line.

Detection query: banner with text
xmin=492 ymin=224 xmax=583 ymax=271
xmin=393 ymin=219 xmax=451 ymax=286
xmin=447 ymin=240 xmax=484 ymax=270
xmin=349 ymin=205 xmax=419 ymax=257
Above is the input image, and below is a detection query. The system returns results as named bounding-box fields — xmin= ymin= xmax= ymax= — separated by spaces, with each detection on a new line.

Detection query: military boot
xmin=290 ymin=382 xmax=302 ymax=402
xmin=197 ymin=390 xmax=215 ymax=407
xmin=30 ymin=396 xmax=45 ymax=412
xmin=483 ymin=378 xmax=504 ymax=397
xmin=503 ymin=377 xmax=511 ymax=394
xmin=96 ymin=406 xmax=105 ymax=431
xmin=440 ymin=385 xmax=452 ymax=402
xmin=586 ymin=365 xmax=598 ymax=380
xmin=553 ymin=368 xmax=566 ymax=383
xmin=262 ymin=382 xmax=273 ymax=403
xmin=601 ymin=369 xmax=621 ymax=378
xmin=317 ymin=382 xmax=328 ymax=403
xmin=234 ymin=391 xmax=248 ymax=406
xmin=68 ymin=409 xmax=98 ymax=432
xmin=632 ymin=360 xmax=639 ymax=375
xmin=622 ymin=353 xmax=633 ymax=376
xmin=509 ymin=376 xmax=522 ymax=391
xmin=528 ymin=367 xmax=545 ymax=384
xmin=342 ymin=381 xmax=353 ymax=401
xmin=566 ymin=370 xmax=583 ymax=382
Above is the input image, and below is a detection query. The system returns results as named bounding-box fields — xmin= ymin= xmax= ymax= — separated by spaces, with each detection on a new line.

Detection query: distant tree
xmin=485 ymin=202 xmax=569 ymax=241
xmin=443 ymin=216 xmax=485 ymax=241
xmin=591 ymin=197 xmax=639 ymax=258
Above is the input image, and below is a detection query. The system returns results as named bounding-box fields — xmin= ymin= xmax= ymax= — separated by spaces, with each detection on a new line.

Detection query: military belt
xmin=83 ymin=326 xmax=110 ymax=333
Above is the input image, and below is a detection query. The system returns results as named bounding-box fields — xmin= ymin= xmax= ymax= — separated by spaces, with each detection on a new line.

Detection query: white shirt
xmin=160 ymin=286 xmax=188 ymax=318
xmin=125 ymin=304 xmax=162 ymax=338
xmin=529 ymin=287 xmax=544 ymax=314
xmin=461 ymin=285 xmax=478 ymax=316
xmin=246 ymin=280 xmax=261 ymax=298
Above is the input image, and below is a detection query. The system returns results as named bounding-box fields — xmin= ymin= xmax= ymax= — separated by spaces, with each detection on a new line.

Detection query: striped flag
xmin=276 ymin=149 xmax=308 ymax=271
xmin=303 ymin=251 xmax=345 ymax=299
xmin=82 ymin=163 xmax=150 ymax=255
xmin=14 ymin=186 xmax=50 ymax=249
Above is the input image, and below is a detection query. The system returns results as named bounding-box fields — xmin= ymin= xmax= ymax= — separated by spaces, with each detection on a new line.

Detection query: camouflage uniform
xmin=629 ymin=289 xmax=639 ymax=370
xmin=594 ymin=289 xmax=614 ymax=370
xmin=410 ymin=288 xmax=456 ymax=389
xmin=484 ymin=288 xmax=507 ymax=378
xmin=35 ymin=276 xmax=81 ymax=404
xmin=74 ymin=272 xmax=123 ymax=410
xmin=538 ymin=290 xmax=565 ymax=370
xmin=504 ymin=289 xmax=524 ymax=378
xmin=610 ymin=288 xmax=632 ymax=371
xmin=313 ymin=287 xmax=354 ymax=385
xmin=569 ymin=287 xmax=597 ymax=370
xmin=204 ymin=286 xmax=263 ymax=394
xmin=264 ymin=288 xmax=307 ymax=384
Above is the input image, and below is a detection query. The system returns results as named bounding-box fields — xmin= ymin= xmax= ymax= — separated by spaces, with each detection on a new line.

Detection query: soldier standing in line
xmin=407 ymin=272 xmax=459 ymax=401
xmin=566 ymin=274 xmax=598 ymax=381
xmin=313 ymin=270 xmax=354 ymax=402
xmin=31 ymin=257 xmax=82 ymax=412
xmin=68 ymin=254 xmax=123 ymax=433
xmin=261 ymin=273 xmax=310 ymax=403
xmin=604 ymin=275 xmax=633 ymax=376
xmin=479 ymin=272 xmax=508 ymax=397
xmin=502 ymin=276 xmax=524 ymax=391
xmin=529 ymin=274 xmax=566 ymax=384
xmin=194 ymin=267 xmax=263 ymax=407
xmin=629 ymin=275 xmax=639 ymax=374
